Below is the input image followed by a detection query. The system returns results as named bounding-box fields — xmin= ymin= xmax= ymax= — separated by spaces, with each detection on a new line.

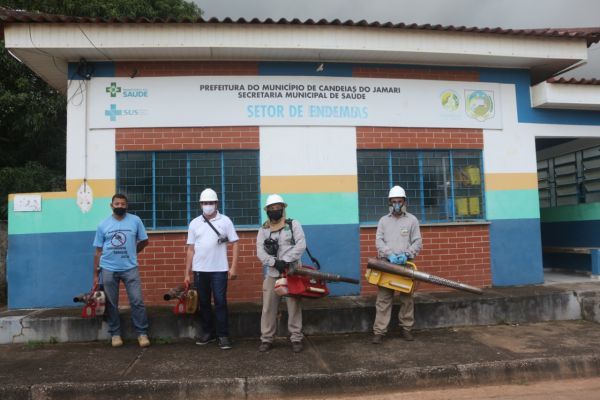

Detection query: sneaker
xmin=195 ymin=333 xmax=216 ymax=345
xmin=258 ymin=342 xmax=273 ymax=352
xmin=218 ymin=337 xmax=233 ymax=350
xmin=401 ymin=329 xmax=414 ymax=341
xmin=371 ymin=334 xmax=383 ymax=344
xmin=291 ymin=341 xmax=303 ymax=353
xmin=138 ymin=334 xmax=150 ymax=348
xmin=111 ymin=335 xmax=123 ymax=347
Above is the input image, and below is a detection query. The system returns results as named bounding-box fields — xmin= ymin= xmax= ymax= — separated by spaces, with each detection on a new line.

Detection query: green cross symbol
xmin=105 ymin=82 xmax=122 ymax=97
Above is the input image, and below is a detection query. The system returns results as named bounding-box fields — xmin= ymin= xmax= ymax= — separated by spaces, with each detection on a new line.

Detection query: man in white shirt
xmin=184 ymin=188 xmax=239 ymax=350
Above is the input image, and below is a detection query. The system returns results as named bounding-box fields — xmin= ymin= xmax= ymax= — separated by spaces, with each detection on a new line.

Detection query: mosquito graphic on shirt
xmin=110 ymin=232 xmax=127 ymax=247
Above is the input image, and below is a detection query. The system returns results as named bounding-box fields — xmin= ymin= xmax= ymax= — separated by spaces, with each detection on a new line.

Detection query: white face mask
xmin=202 ymin=205 xmax=216 ymax=215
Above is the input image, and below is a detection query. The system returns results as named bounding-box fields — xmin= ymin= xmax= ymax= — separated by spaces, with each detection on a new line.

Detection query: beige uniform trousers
xmin=373 ymin=286 xmax=414 ymax=335
xmin=260 ymin=276 xmax=303 ymax=343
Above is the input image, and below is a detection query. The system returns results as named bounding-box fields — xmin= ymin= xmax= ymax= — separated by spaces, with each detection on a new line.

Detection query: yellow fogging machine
xmin=366 ymin=258 xmax=483 ymax=295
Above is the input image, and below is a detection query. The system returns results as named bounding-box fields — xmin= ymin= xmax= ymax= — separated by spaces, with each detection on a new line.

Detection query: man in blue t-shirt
xmin=93 ymin=193 xmax=150 ymax=348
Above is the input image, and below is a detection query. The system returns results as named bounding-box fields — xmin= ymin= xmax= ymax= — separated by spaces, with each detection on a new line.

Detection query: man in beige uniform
xmin=372 ymin=185 xmax=423 ymax=344
xmin=256 ymin=194 xmax=307 ymax=353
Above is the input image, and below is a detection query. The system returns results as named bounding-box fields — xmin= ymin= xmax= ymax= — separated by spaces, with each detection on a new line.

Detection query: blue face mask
xmin=392 ymin=203 xmax=402 ymax=213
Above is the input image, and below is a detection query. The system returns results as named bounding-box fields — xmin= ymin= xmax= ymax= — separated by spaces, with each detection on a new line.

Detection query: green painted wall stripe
xmin=260 ymin=192 xmax=358 ymax=225
xmin=8 ymin=198 xmax=112 ymax=235
xmin=485 ymin=189 xmax=540 ymax=220
xmin=540 ymin=202 xmax=600 ymax=223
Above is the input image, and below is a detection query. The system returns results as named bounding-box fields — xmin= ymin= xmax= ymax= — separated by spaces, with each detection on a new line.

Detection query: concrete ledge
xmin=0 ymin=283 xmax=596 ymax=344
xmin=2 ymin=354 xmax=600 ymax=400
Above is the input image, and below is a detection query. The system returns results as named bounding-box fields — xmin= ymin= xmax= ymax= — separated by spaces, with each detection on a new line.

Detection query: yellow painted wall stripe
xmin=8 ymin=179 xmax=116 ymax=200
xmin=261 ymin=175 xmax=358 ymax=193
xmin=485 ymin=173 xmax=538 ymax=191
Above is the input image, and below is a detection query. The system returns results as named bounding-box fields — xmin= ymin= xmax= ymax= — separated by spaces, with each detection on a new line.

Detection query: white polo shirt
xmin=186 ymin=212 xmax=239 ymax=272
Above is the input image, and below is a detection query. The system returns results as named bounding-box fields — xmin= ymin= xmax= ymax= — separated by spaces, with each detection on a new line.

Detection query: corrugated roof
xmin=547 ymin=77 xmax=600 ymax=85
xmin=1 ymin=7 xmax=599 ymax=46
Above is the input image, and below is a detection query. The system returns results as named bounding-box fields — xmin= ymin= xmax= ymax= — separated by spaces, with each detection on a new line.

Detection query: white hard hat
xmin=265 ymin=194 xmax=287 ymax=208
xmin=199 ymin=188 xmax=218 ymax=202
xmin=388 ymin=185 xmax=406 ymax=199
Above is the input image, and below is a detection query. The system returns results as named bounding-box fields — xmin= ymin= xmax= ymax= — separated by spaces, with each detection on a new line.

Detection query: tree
xmin=0 ymin=1 xmax=202 ymax=220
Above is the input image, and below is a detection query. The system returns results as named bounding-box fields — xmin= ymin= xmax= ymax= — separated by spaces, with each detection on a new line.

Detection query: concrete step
xmin=2 ymin=281 xmax=600 ymax=344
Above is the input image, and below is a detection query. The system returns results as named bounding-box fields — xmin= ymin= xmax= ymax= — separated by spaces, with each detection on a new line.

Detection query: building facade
xmin=2 ymin=11 xmax=600 ymax=308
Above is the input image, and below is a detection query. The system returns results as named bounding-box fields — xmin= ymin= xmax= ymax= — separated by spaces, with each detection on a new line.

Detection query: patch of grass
xmin=24 ymin=337 xmax=59 ymax=349
xmin=154 ymin=336 xmax=174 ymax=345
xmin=24 ymin=340 xmax=45 ymax=349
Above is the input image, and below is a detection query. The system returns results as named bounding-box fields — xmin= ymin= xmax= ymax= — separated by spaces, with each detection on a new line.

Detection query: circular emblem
xmin=440 ymin=90 xmax=460 ymax=112
xmin=466 ymin=90 xmax=494 ymax=121
xmin=110 ymin=232 xmax=127 ymax=247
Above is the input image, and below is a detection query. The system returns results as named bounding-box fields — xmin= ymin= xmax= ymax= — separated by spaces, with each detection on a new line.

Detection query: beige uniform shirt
xmin=256 ymin=219 xmax=307 ymax=278
xmin=376 ymin=212 xmax=423 ymax=259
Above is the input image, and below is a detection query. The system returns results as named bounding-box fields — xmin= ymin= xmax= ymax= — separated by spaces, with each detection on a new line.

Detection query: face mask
xmin=113 ymin=207 xmax=127 ymax=216
xmin=202 ymin=205 xmax=216 ymax=215
xmin=267 ymin=209 xmax=283 ymax=221
xmin=392 ymin=202 xmax=406 ymax=214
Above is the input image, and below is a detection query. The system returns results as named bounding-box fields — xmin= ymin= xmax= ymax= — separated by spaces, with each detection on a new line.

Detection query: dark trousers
xmin=194 ymin=271 xmax=229 ymax=338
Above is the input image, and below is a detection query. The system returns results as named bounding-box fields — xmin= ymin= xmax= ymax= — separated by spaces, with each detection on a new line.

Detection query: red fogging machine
xmin=274 ymin=249 xmax=359 ymax=299
xmin=73 ymin=284 xmax=106 ymax=318
xmin=163 ymin=283 xmax=198 ymax=314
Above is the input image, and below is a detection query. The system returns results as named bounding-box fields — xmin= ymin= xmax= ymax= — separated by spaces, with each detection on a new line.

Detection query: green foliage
xmin=0 ymin=1 xmax=202 ymax=220
xmin=1 ymin=0 xmax=202 ymax=19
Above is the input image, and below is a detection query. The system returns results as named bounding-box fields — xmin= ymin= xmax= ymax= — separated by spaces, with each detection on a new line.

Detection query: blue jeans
xmin=102 ymin=267 xmax=149 ymax=336
xmin=194 ymin=271 xmax=229 ymax=338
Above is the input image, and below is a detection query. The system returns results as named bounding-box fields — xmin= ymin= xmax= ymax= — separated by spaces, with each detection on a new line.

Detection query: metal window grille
xmin=357 ymin=150 xmax=485 ymax=223
xmin=116 ymin=151 xmax=260 ymax=229
xmin=538 ymin=145 xmax=600 ymax=208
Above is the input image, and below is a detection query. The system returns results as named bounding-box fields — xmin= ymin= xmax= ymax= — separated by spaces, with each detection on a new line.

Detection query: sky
xmin=195 ymin=0 xmax=600 ymax=78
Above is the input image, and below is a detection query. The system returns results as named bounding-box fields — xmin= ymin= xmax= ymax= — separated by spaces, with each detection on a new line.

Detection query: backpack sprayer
xmin=164 ymin=283 xmax=198 ymax=314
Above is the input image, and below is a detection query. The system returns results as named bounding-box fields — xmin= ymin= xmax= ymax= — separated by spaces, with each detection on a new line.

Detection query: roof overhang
xmin=2 ymin=22 xmax=592 ymax=93
xmin=531 ymin=81 xmax=600 ymax=110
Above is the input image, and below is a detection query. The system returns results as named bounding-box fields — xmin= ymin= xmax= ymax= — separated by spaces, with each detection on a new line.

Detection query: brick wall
xmin=360 ymin=225 xmax=491 ymax=296
xmin=357 ymin=127 xmax=483 ymax=150
xmin=116 ymin=127 xmax=259 ymax=151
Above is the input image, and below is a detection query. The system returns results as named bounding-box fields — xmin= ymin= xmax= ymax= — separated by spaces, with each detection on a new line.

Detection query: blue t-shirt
xmin=93 ymin=213 xmax=148 ymax=272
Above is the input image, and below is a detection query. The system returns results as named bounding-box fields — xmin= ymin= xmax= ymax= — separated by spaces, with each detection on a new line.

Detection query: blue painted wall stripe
xmin=8 ymin=231 xmax=96 ymax=308
xmin=489 ymin=218 xmax=544 ymax=286
xmin=300 ymin=224 xmax=361 ymax=296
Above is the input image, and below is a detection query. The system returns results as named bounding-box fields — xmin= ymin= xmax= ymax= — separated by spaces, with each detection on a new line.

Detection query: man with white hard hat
xmin=184 ymin=188 xmax=239 ymax=350
xmin=256 ymin=194 xmax=307 ymax=353
xmin=372 ymin=185 xmax=422 ymax=344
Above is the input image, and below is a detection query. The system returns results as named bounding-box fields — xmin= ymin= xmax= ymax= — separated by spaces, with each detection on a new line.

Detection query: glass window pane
xmin=452 ymin=151 xmax=484 ymax=220
xmin=223 ymin=151 xmax=260 ymax=226
xmin=155 ymin=152 xmax=188 ymax=228
xmin=357 ymin=151 xmax=389 ymax=223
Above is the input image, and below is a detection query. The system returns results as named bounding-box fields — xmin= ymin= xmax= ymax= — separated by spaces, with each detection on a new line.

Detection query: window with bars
xmin=357 ymin=150 xmax=485 ymax=223
xmin=537 ymin=146 xmax=600 ymax=208
xmin=116 ymin=151 xmax=260 ymax=229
